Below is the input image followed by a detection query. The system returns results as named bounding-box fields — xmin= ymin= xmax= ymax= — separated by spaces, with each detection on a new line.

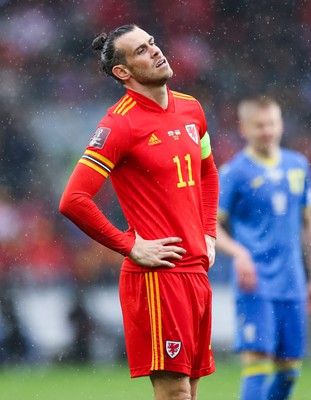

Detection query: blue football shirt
xmin=219 ymin=147 xmax=311 ymax=300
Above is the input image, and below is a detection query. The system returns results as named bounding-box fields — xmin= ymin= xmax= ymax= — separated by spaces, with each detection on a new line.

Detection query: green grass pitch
xmin=0 ymin=357 xmax=310 ymax=399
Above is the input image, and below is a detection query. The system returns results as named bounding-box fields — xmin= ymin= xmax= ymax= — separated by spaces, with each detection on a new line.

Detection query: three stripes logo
xmin=148 ymin=133 xmax=162 ymax=146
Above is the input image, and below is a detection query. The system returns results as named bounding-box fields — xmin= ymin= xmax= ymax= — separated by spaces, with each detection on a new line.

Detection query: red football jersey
xmin=78 ymin=88 xmax=215 ymax=272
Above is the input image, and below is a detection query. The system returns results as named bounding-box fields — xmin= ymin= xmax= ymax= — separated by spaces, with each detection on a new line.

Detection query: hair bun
xmin=91 ymin=33 xmax=107 ymax=51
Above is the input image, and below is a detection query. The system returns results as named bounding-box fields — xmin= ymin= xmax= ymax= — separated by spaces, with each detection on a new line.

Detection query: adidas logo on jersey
xmin=148 ymin=133 xmax=162 ymax=146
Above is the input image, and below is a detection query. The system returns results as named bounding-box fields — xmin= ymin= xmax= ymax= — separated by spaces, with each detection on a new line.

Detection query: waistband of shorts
xmin=121 ymin=262 xmax=207 ymax=274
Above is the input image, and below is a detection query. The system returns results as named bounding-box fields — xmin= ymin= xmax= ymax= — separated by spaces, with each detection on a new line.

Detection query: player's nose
xmin=150 ymin=45 xmax=160 ymax=58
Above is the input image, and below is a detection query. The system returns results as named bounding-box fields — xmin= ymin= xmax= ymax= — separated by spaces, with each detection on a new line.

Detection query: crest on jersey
xmin=166 ymin=341 xmax=182 ymax=359
xmin=185 ymin=124 xmax=199 ymax=144
xmin=89 ymin=127 xmax=111 ymax=149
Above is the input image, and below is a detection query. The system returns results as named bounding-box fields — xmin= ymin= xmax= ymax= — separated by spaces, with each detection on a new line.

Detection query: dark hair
xmin=92 ymin=24 xmax=137 ymax=83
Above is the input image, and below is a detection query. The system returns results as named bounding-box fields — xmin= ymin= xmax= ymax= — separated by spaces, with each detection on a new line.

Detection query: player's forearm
xmin=201 ymin=154 xmax=219 ymax=238
xmin=216 ymin=222 xmax=249 ymax=258
xmin=60 ymin=193 xmax=134 ymax=256
xmin=59 ymin=164 xmax=135 ymax=256
xmin=302 ymin=208 xmax=311 ymax=280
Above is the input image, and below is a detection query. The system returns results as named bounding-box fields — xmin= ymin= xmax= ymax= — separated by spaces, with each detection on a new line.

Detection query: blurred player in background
xmin=216 ymin=96 xmax=311 ymax=400
xmin=60 ymin=24 xmax=219 ymax=399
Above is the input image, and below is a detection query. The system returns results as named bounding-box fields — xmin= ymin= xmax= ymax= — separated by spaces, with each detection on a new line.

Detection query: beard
xmin=129 ymin=65 xmax=173 ymax=87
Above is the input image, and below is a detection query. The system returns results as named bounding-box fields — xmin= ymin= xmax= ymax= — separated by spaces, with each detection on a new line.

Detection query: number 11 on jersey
xmin=173 ymin=154 xmax=195 ymax=188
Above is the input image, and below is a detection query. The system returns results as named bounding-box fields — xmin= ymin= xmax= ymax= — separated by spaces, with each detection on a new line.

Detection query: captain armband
xmin=201 ymin=132 xmax=212 ymax=160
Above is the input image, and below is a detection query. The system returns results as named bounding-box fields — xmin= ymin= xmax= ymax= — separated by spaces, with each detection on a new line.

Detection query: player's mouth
xmin=156 ymin=58 xmax=167 ymax=68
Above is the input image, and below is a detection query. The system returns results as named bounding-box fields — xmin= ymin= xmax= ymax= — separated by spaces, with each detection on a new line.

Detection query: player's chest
xmin=127 ymin=113 xmax=202 ymax=171
xmin=245 ymin=166 xmax=305 ymax=194
xmin=240 ymin=165 xmax=305 ymax=214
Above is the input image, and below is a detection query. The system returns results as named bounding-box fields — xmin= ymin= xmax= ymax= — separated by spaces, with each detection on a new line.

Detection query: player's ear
xmin=112 ymin=65 xmax=132 ymax=82
xmin=239 ymin=122 xmax=247 ymax=139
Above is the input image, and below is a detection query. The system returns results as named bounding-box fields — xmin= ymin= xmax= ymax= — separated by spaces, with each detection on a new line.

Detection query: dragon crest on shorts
xmin=165 ymin=341 xmax=182 ymax=359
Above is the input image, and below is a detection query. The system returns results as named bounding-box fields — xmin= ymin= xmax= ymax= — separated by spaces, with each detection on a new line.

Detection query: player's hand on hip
xmin=233 ymin=248 xmax=257 ymax=292
xmin=205 ymin=235 xmax=216 ymax=268
xmin=128 ymin=233 xmax=186 ymax=268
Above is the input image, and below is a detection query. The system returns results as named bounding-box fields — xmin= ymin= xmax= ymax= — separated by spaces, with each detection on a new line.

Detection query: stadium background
xmin=0 ymin=0 xmax=311 ymax=394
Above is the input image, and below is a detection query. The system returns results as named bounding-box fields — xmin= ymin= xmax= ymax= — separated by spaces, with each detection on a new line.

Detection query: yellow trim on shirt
xmin=84 ymin=149 xmax=115 ymax=169
xmin=121 ymin=100 xmax=137 ymax=115
xmin=171 ymin=90 xmax=195 ymax=101
xmin=79 ymin=158 xmax=109 ymax=178
xmin=113 ymin=95 xmax=129 ymax=114
xmin=114 ymin=97 xmax=136 ymax=115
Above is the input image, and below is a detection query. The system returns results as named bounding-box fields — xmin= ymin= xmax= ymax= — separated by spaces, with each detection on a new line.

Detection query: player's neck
xmin=125 ymin=83 xmax=169 ymax=109
xmin=247 ymin=145 xmax=280 ymax=159
xmin=246 ymin=145 xmax=281 ymax=165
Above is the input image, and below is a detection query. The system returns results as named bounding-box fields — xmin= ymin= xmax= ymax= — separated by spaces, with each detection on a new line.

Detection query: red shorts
xmin=119 ymin=270 xmax=215 ymax=379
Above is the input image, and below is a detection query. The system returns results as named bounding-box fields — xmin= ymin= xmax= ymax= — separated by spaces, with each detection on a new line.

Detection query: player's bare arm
xmin=129 ymin=234 xmax=186 ymax=268
xmin=216 ymin=219 xmax=257 ymax=291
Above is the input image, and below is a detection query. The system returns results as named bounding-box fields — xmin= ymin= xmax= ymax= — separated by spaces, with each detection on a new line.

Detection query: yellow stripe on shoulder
xmin=171 ymin=90 xmax=196 ymax=101
xmin=114 ymin=97 xmax=137 ymax=115
xmin=121 ymin=100 xmax=137 ymax=115
xmin=113 ymin=95 xmax=129 ymax=114
xmin=78 ymin=158 xmax=109 ymax=178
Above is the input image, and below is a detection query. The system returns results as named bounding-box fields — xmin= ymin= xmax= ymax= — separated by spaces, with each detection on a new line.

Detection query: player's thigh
xmin=120 ymin=270 xmax=213 ymax=378
xmin=150 ymin=371 xmax=191 ymax=400
xmin=119 ymin=270 xmax=154 ymax=376
xmin=234 ymin=297 xmax=275 ymax=354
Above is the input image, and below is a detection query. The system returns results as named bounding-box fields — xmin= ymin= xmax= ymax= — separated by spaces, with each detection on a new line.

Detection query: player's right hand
xmin=233 ymin=248 xmax=257 ymax=292
xmin=128 ymin=233 xmax=186 ymax=268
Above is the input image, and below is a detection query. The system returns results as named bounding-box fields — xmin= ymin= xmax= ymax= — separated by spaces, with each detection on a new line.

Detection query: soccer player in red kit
xmin=60 ymin=24 xmax=219 ymax=399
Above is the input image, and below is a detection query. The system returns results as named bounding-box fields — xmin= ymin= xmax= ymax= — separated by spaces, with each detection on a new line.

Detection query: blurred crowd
xmin=1 ymin=0 xmax=311 ymax=363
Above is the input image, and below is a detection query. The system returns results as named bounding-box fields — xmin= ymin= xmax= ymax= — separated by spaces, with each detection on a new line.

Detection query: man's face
xmin=240 ymin=104 xmax=283 ymax=154
xmin=114 ymin=27 xmax=173 ymax=86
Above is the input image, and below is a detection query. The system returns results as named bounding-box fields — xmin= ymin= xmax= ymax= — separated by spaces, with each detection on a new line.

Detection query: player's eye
xmin=137 ymin=47 xmax=146 ymax=55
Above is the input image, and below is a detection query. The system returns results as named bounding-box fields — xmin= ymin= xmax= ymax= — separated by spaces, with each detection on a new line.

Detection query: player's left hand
xmin=205 ymin=235 xmax=216 ymax=268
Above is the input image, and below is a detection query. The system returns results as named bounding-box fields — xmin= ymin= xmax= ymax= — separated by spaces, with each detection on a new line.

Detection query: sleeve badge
xmin=89 ymin=127 xmax=111 ymax=149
